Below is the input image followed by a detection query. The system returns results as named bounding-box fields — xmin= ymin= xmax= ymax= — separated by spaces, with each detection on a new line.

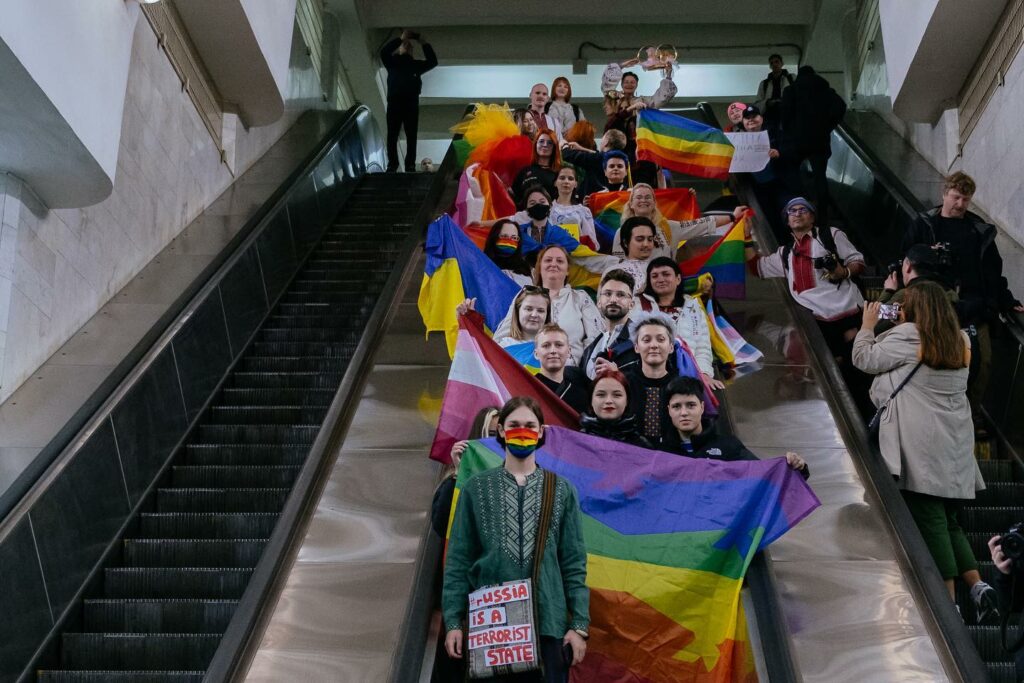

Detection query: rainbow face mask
xmin=503 ymin=427 xmax=540 ymax=458
xmin=495 ymin=237 xmax=519 ymax=255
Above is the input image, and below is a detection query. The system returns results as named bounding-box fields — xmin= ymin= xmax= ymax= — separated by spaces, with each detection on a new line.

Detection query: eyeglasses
xmin=786 ymin=207 xmax=810 ymax=216
xmin=598 ymin=290 xmax=632 ymax=300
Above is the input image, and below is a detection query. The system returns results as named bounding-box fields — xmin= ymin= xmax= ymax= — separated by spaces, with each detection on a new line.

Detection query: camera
xmin=885 ymin=261 xmax=904 ymax=289
xmin=813 ymin=253 xmax=839 ymax=272
xmin=1001 ymin=522 xmax=1024 ymax=565
xmin=878 ymin=303 xmax=902 ymax=321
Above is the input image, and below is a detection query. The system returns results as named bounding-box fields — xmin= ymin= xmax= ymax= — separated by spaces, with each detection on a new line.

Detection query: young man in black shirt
xmin=534 ymin=324 xmax=589 ymax=414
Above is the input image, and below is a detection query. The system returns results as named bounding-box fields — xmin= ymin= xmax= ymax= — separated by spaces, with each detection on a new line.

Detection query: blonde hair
xmin=621 ymin=183 xmax=671 ymax=244
xmin=509 ymin=287 xmax=552 ymax=340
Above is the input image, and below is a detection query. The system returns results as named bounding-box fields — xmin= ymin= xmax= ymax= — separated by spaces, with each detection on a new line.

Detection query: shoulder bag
xmin=867 ymin=361 xmax=923 ymax=438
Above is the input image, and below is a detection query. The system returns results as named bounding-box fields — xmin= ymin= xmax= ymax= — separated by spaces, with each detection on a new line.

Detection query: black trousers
xmin=386 ymin=95 xmax=420 ymax=171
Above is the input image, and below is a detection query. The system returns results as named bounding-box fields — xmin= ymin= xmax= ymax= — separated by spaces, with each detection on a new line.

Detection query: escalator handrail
xmin=733 ymin=174 xmax=991 ymax=683
xmin=202 ymin=117 xmax=461 ymax=683
xmin=0 ymin=106 xmax=365 ymax=526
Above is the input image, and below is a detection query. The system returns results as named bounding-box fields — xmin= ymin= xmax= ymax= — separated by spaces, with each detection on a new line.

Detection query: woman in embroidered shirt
xmin=549 ymin=166 xmax=598 ymax=250
xmin=443 ymin=396 xmax=590 ymax=681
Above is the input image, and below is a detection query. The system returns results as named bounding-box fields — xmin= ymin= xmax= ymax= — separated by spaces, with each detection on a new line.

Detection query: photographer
xmin=380 ymin=29 xmax=438 ymax=173
xmin=874 ymin=243 xmax=961 ymax=336
xmin=988 ymin=531 xmax=1024 ymax=679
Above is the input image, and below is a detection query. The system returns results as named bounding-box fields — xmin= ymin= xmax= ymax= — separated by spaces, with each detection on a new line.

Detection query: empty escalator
xmin=36 ymin=173 xmax=430 ymax=681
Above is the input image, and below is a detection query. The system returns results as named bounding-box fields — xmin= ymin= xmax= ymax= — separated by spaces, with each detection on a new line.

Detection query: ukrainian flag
xmin=418 ymin=215 xmax=521 ymax=356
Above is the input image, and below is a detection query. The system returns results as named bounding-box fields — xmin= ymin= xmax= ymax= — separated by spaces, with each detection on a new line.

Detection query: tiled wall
xmin=0 ymin=17 xmax=313 ymax=403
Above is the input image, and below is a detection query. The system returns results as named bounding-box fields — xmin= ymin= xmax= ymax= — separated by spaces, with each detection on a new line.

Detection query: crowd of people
xmin=391 ymin=42 xmax=1024 ymax=681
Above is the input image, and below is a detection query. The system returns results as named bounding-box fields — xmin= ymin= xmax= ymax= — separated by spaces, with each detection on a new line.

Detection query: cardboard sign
xmin=467 ymin=579 xmax=538 ymax=673
xmin=724 ymin=131 xmax=771 ymax=173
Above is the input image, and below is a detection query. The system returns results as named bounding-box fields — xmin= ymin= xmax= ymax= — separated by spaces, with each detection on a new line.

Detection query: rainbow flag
xmin=448 ymin=427 xmax=820 ymax=681
xmin=418 ymin=216 xmax=521 ymax=356
xmin=680 ymin=217 xmax=748 ymax=299
xmin=429 ymin=311 xmax=578 ymax=463
xmin=706 ymin=298 xmax=763 ymax=367
xmin=586 ymin=188 xmax=699 ymax=253
xmin=636 ymin=109 xmax=735 ymax=180
xmin=453 ymin=163 xmax=517 ymax=235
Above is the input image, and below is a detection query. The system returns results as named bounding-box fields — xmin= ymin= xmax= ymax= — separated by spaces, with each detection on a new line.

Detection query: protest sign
xmin=724 ymin=131 xmax=771 ymax=173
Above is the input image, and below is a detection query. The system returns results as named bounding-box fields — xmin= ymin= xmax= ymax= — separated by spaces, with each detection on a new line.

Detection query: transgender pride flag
xmin=428 ymin=311 xmax=579 ymax=463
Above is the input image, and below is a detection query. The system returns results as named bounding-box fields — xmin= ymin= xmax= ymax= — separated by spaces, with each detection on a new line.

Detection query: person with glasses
xmin=579 ymin=269 xmax=640 ymax=379
xmin=745 ymin=196 xmax=870 ymax=412
xmin=513 ymin=128 xmax=562 ymax=202
xmin=483 ymin=219 xmax=533 ymax=287
xmin=494 ymin=246 xmax=602 ymax=363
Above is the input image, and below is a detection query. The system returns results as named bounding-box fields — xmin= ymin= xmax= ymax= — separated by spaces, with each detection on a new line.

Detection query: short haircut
xmin=518 ymin=184 xmax=552 ymax=210
xmin=630 ymin=311 xmax=675 ymax=345
xmin=498 ymin=396 xmax=545 ymax=427
xmin=536 ymin=323 xmax=569 ymax=343
xmin=602 ymin=150 xmax=630 ymax=169
xmin=768 ymin=53 xmax=783 ymax=62
xmin=622 ymin=71 xmax=640 ymax=83
xmin=943 ymin=171 xmax=976 ymax=196
xmin=619 ymin=215 xmax=657 ymax=254
xmin=599 ymin=268 xmax=636 ymax=293
xmin=602 ymin=129 xmax=627 ymax=150
xmin=666 ymin=376 xmax=706 ymax=403
xmin=565 ymin=120 xmax=596 ymax=149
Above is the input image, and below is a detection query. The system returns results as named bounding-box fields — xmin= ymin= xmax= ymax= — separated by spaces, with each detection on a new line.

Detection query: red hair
xmin=592 ymin=367 xmax=630 ymax=393
xmin=551 ymin=76 xmax=573 ymax=102
xmin=532 ymin=128 xmax=562 ymax=169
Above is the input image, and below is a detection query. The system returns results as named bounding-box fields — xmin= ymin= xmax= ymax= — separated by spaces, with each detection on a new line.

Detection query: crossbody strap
xmin=886 ymin=361 xmax=923 ymax=403
xmin=532 ymin=470 xmax=557 ymax=584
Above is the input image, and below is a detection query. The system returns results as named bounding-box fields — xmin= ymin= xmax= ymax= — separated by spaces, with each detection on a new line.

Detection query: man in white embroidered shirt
xmin=743 ymin=197 xmax=872 ymax=413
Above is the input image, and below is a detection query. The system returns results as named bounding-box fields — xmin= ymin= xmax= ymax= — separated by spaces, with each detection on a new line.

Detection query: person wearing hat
xmin=725 ymin=101 xmax=747 ymax=132
xmin=741 ymin=105 xmax=789 ymax=242
xmin=875 ymin=243 xmax=962 ymax=336
xmin=744 ymin=196 xmax=871 ymax=413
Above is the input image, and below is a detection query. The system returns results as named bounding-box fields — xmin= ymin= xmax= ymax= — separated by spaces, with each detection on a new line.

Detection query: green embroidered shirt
xmin=442 ymin=466 xmax=590 ymax=637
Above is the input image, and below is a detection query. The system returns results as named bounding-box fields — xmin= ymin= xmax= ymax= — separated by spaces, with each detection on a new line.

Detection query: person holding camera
xmin=874 ymin=243 xmax=961 ymax=336
xmin=380 ymin=29 xmax=438 ymax=173
xmin=988 ymin=530 xmax=1024 ymax=679
xmin=852 ymin=283 xmax=997 ymax=622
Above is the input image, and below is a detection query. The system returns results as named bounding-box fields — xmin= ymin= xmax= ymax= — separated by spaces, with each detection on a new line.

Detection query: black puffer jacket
xmin=579 ymin=413 xmax=652 ymax=448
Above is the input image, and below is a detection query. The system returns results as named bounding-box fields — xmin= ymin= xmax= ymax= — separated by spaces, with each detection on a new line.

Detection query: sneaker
xmin=970 ymin=580 xmax=1000 ymax=625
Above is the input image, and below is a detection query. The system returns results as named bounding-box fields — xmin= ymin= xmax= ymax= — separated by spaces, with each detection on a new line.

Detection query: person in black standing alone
xmin=380 ymin=29 xmax=438 ymax=173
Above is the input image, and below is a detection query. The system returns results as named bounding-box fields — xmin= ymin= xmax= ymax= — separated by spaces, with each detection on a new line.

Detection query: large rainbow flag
xmin=448 ymin=427 xmax=820 ymax=682
xmin=586 ymin=188 xmax=699 ymax=253
xmin=636 ymin=110 xmax=735 ymax=180
xmin=680 ymin=216 xmax=748 ymax=299
xmin=428 ymin=311 xmax=578 ymax=463
xmin=418 ymin=215 xmax=521 ymax=356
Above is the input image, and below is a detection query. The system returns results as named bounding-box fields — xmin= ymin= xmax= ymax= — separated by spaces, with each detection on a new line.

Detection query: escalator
xmin=756 ymin=109 xmax=1024 ymax=682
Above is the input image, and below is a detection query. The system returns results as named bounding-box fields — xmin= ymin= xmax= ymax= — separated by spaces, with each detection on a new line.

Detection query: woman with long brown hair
xmin=852 ymin=281 xmax=994 ymax=622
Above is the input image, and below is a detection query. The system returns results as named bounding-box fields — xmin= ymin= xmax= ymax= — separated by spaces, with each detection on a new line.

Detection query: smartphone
xmin=878 ymin=303 xmax=901 ymax=321
xmin=562 ymin=642 xmax=573 ymax=666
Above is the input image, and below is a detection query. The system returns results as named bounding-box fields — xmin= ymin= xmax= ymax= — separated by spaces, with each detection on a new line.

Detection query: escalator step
xmin=137 ymin=513 xmax=279 ymax=539
xmin=219 ymin=388 xmax=335 ymax=407
xmin=966 ymin=532 xmax=1001 ymax=558
xmin=954 ymin=562 xmax=1001 ymax=622
xmin=184 ymin=444 xmax=309 ymax=467
xmin=280 ymin=291 xmax=379 ymax=306
xmin=973 ymin=482 xmax=1024 ymax=506
xmin=258 ymin=327 xmax=362 ymax=342
xmin=968 ymin=625 xmax=1016 ymax=662
xmin=123 ymin=539 xmax=268 ymax=567
xmin=156 ymin=487 xmax=290 ymax=512
xmin=250 ymin=341 xmax=357 ymax=357
xmin=82 ymin=599 xmax=237 ymax=633
xmin=266 ymin=315 xmax=365 ymax=329
xmin=273 ymin=301 xmax=372 ymax=316
xmin=195 ymin=423 xmax=320 ymax=444
xmin=240 ymin=356 xmax=348 ymax=373
xmin=960 ymin=507 xmax=1024 ymax=532
xmin=229 ymin=371 xmax=344 ymax=389
xmin=38 ymin=672 xmax=204 ymax=682
xmin=987 ymin=662 xmax=1019 ymax=683
xmin=104 ymin=567 xmax=253 ymax=599
xmin=294 ymin=268 xmax=391 ymax=282
xmin=171 ymin=465 xmax=301 ymax=487
xmin=60 ymin=633 xmax=220 ymax=670
xmin=290 ymin=278 xmax=384 ymax=291
xmin=206 ymin=405 xmax=328 ymax=425
xmin=978 ymin=459 xmax=1018 ymax=482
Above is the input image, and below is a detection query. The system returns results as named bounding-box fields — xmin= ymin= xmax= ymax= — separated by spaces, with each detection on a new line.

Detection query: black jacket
xmin=537 ymin=367 xmax=590 ymax=415
xmin=579 ymin=325 xmax=639 ymax=378
xmin=780 ymin=67 xmax=846 ymax=158
xmin=661 ymin=419 xmax=810 ymax=479
xmin=903 ymin=207 xmax=1021 ymax=319
xmin=579 ymin=413 xmax=652 ymax=448
xmin=380 ymin=38 xmax=437 ymax=100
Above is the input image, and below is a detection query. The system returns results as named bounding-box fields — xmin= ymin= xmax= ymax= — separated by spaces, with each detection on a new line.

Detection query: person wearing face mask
xmin=661 ymin=377 xmax=809 ymax=478
xmin=512 ymin=128 xmax=562 ymax=203
xmin=484 ymin=219 xmax=533 ymax=287
xmin=443 ymin=397 xmax=590 ymax=680
xmin=623 ymin=313 xmax=680 ymax=441
xmin=580 ymin=269 xmax=639 ymax=379
xmin=579 ymin=368 xmax=651 ymax=447
xmin=534 ymin=324 xmax=590 ymax=414
xmin=494 ymin=246 xmax=602 ymax=363
xmin=516 ymin=186 xmax=588 ymax=264
xmin=612 ymin=184 xmax=746 ymax=259
xmin=550 ymin=166 xmax=598 ymax=249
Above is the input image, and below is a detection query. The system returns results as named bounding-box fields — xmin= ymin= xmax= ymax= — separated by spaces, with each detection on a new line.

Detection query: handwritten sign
xmin=467 ymin=580 xmax=538 ymax=673
xmin=724 ymin=131 xmax=771 ymax=173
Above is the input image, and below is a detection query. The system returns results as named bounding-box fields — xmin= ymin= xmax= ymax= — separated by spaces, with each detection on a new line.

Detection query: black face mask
xmin=526 ymin=203 xmax=551 ymax=220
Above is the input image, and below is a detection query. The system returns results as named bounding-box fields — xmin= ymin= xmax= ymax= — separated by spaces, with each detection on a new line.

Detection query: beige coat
xmin=852 ymin=323 xmax=983 ymax=499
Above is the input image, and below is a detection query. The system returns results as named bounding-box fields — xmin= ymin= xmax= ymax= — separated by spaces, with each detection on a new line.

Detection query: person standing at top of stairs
xmin=380 ymin=29 xmax=438 ymax=173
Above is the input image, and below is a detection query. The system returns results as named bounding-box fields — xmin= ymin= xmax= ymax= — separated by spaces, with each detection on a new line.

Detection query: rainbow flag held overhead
xmin=447 ymin=427 xmax=820 ymax=682
xmin=428 ymin=311 xmax=578 ymax=463
xmin=636 ymin=109 xmax=735 ymax=180
xmin=418 ymin=216 xmax=521 ymax=356
xmin=586 ymin=188 xmax=700 ymax=253
xmin=680 ymin=216 xmax=749 ymax=299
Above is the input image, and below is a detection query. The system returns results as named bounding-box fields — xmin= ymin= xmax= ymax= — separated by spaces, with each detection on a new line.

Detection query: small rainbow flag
xmin=585 ymin=188 xmax=699 ymax=253
xmin=680 ymin=215 xmax=748 ymax=299
xmin=446 ymin=428 xmax=819 ymax=682
xmin=636 ymin=109 xmax=735 ymax=180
